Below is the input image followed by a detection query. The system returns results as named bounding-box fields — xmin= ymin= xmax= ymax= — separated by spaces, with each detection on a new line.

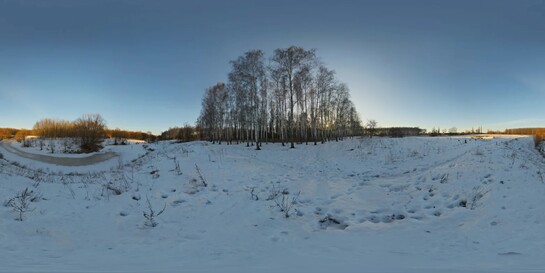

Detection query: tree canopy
xmin=197 ymin=46 xmax=362 ymax=148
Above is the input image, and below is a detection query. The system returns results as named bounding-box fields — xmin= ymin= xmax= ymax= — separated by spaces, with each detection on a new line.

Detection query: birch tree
xmin=270 ymin=46 xmax=316 ymax=148
xmin=228 ymin=50 xmax=267 ymax=149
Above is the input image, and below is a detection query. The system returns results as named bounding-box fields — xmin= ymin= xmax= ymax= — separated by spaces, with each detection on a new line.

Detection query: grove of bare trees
xmin=0 ymin=128 xmax=18 ymax=140
xmin=108 ymin=129 xmax=156 ymax=144
xmin=31 ymin=114 xmax=107 ymax=152
xmin=74 ymin=114 xmax=107 ymax=152
xmin=160 ymin=124 xmax=198 ymax=142
xmin=197 ymin=46 xmax=362 ymax=149
xmin=33 ymin=118 xmax=75 ymax=139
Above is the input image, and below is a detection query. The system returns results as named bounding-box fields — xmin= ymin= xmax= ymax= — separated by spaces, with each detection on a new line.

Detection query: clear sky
xmin=1 ymin=0 xmax=545 ymax=134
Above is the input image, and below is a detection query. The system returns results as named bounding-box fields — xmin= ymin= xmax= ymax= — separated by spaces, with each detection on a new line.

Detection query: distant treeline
xmin=1 ymin=114 xmax=156 ymax=152
xmin=32 ymin=114 xmax=107 ymax=152
xmin=428 ymin=126 xmax=483 ymax=136
xmin=503 ymin=128 xmax=545 ymax=137
xmin=373 ymin=127 xmax=425 ymax=137
xmin=107 ymin=129 xmax=156 ymax=143
xmin=158 ymin=125 xmax=426 ymax=141
xmin=160 ymin=124 xmax=199 ymax=142
xmin=501 ymin=128 xmax=545 ymax=146
xmin=0 ymin=128 xmax=19 ymax=140
xmin=1 ymin=120 xmax=155 ymax=143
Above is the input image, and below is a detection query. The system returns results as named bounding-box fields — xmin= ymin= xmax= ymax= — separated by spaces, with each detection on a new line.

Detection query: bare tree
xmin=333 ymin=83 xmax=351 ymax=141
xmin=316 ymin=65 xmax=336 ymax=143
xmin=271 ymin=46 xmax=316 ymax=148
xmin=197 ymin=83 xmax=228 ymax=143
xmin=74 ymin=114 xmax=106 ymax=152
xmin=348 ymin=105 xmax=362 ymax=137
xmin=269 ymin=67 xmax=288 ymax=146
xmin=228 ymin=50 xmax=268 ymax=149
xmin=366 ymin=119 xmax=377 ymax=138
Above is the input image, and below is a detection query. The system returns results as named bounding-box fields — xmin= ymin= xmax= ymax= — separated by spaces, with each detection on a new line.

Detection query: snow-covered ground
xmin=1 ymin=136 xmax=545 ymax=272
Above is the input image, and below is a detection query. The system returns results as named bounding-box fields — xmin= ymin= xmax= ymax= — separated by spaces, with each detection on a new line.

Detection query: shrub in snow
xmin=460 ymin=186 xmax=489 ymax=210
xmin=104 ymin=183 xmax=123 ymax=196
xmin=243 ymin=186 xmax=259 ymax=200
xmin=268 ymin=185 xmax=300 ymax=218
xmin=5 ymin=188 xmax=37 ymax=221
xmin=166 ymin=156 xmax=182 ymax=175
xmin=101 ymin=174 xmax=131 ymax=199
xmin=469 ymin=186 xmax=489 ymax=210
xmin=143 ymin=196 xmax=166 ymax=227
xmin=29 ymin=170 xmax=45 ymax=187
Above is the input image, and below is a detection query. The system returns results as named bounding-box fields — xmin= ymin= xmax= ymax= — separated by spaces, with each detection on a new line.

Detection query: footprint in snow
xmin=330 ymin=194 xmax=342 ymax=200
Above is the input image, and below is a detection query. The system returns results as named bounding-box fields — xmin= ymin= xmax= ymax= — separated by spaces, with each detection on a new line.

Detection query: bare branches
xmin=195 ymin=164 xmax=207 ymax=187
xmin=366 ymin=119 xmax=377 ymax=138
xmin=268 ymin=185 xmax=300 ymax=218
xmin=143 ymin=196 xmax=166 ymax=228
xmin=5 ymin=188 xmax=37 ymax=221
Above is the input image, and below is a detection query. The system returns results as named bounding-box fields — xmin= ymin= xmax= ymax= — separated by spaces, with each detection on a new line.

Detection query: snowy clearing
xmin=1 ymin=136 xmax=545 ymax=272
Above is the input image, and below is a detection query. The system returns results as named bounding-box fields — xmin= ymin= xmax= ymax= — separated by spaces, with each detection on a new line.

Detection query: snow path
xmin=0 ymin=140 xmax=118 ymax=166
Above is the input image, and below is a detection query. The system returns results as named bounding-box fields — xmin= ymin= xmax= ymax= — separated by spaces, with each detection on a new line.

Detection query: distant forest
xmin=503 ymin=128 xmax=545 ymax=137
xmin=0 ymin=126 xmax=155 ymax=143
xmin=0 ymin=114 xmax=156 ymax=152
xmin=502 ymin=128 xmax=545 ymax=145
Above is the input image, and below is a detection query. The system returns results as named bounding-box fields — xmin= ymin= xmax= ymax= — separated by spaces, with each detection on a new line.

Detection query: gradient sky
xmin=1 ymin=0 xmax=545 ymax=134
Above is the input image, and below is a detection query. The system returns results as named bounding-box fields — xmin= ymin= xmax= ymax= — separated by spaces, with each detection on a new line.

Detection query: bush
xmin=5 ymin=188 xmax=37 ymax=221
xmin=80 ymin=143 xmax=103 ymax=153
xmin=268 ymin=184 xmax=300 ymax=218
xmin=143 ymin=196 xmax=166 ymax=227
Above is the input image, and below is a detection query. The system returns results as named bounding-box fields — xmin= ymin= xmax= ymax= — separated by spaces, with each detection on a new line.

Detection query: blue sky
xmin=1 ymin=0 xmax=545 ymax=134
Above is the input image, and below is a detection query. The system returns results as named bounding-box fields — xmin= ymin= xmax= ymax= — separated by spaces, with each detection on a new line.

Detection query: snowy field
xmin=1 ymin=136 xmax=545 ymax=272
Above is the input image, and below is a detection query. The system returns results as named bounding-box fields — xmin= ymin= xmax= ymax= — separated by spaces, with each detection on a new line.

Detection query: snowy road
xmin=0 ymin=140 xmax=118 ymax=166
